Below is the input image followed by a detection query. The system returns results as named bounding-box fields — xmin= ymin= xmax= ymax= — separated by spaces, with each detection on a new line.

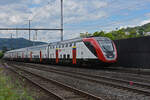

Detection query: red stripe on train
xmin=40 ymin=51 xmax=42 ymax=62
xmin=72 ymin=47 xmax=76 ymax=64
xmin=30 ymin=52 xmax=32 ymax=61
xmin=56 ymin=49 xmax=59 ymax=63
xmin=22 ymin=52 xmax=24 ymax=60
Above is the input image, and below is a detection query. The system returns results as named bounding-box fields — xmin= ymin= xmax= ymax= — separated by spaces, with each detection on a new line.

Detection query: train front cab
xmin=83 ymin=37 xmax=117 ymax=65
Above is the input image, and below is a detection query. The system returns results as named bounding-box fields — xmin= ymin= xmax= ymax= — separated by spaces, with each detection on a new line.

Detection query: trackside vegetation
xmin=0 ymin=52 xmax=4 ymax=59
xmin=0 ymin=68 xmax=34 ymax=100
xmin=80 ymin=22 xmax=150 ymax=40
xmin=80 ymin=29 xmax=144 ymax=40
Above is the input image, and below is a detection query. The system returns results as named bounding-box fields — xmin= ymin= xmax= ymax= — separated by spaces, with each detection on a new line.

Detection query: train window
xmin=60 ymin=54 xmax=62 ymax=58
xmin=59 ymin=45 xmax=61 ymax=48
xmin=74 ymin=42 xmax=76 ymax=46
xmin=67 ymin=54 xmax=70 ymax=59
xmin=66 ymin=44 xmax=68 ymax=47
xmin=84 ymin=42 xmax=97 ymax=57
xmin=69 ymin=43 xmax=72 ymax=47
xmin=63 ymin=54 xmax=66 ymax=59
xmin=62 ymin=44 xmax=64 ymax=48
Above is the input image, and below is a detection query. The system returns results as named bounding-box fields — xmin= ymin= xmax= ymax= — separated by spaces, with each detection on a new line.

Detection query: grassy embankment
xmin=0 ymin=67 xmax=34 ymax=100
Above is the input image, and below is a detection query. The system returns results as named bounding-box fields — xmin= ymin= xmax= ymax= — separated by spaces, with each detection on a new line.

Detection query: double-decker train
xmin=3 ymin=37 xmax=117 ymax=66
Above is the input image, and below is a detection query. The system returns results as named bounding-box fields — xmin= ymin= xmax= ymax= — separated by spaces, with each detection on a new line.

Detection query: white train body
xmin=4 ymin=37 xmax=117 ymax=66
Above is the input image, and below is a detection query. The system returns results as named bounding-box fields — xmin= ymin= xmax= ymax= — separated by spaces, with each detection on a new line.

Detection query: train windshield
xmin=98 ymin=40 xmax=114 ymax=52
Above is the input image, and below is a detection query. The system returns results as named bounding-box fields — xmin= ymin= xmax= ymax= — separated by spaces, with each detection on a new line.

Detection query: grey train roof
xmin=48 ymin=37 xmax=110 ymax=45
xmin=6 ymin=37 xmax=110 ymax=53
xmin=49 ymin=38 xmax=82 ymax=46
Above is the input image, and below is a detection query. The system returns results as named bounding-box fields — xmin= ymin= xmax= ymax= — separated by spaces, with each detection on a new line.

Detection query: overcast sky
xmin=0 ymin=0 xmax=150 ymax=42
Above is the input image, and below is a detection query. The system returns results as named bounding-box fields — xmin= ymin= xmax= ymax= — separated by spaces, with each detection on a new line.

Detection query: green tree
xmin=0 ymin=52 xmax=4 ymax=59
xmin=109 ymin=29 xmax=127 ymax=40
xmin=128 ymin=29 xmax=137 ymax=38
xmin=2 ymin=46 xmax=8 ymax=53
xmin=138 ymin=28 xmax=144 ymax=36
xmin=104 ymin=33 xmax=115 ymax=40
xmin=118 ymin=29 xmax=127 ymax=39
xmin=110 ymin=31 xmax=118 ymax=39
xmin=93 ymin=31 xmax=105 ymax=37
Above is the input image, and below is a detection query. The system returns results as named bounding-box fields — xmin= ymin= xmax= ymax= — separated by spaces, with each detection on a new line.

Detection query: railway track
xmin=8 ymin=62 xmax=150 ymax=96
xmin=105 ymin=66 xmax=150 ymax=76
xmin=3 ymin=63 xmax=104 ymax=100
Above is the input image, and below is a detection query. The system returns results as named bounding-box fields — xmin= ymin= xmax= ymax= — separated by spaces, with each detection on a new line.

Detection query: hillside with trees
xmin=80 ymin=22 xmax=150 ymax=40
xmin=0 ymin=38 xmax=47 ymax=51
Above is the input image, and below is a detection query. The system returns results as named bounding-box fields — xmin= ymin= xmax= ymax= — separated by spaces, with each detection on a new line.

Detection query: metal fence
xmin=114 ymin=36 xmax=150 ymax=68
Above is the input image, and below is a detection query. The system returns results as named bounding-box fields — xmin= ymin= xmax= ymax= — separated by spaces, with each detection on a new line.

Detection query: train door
xmin=80 ymin=43 xmax=84 ymax=59
xmin=47 ymin=45 xmax=50 ymax=59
